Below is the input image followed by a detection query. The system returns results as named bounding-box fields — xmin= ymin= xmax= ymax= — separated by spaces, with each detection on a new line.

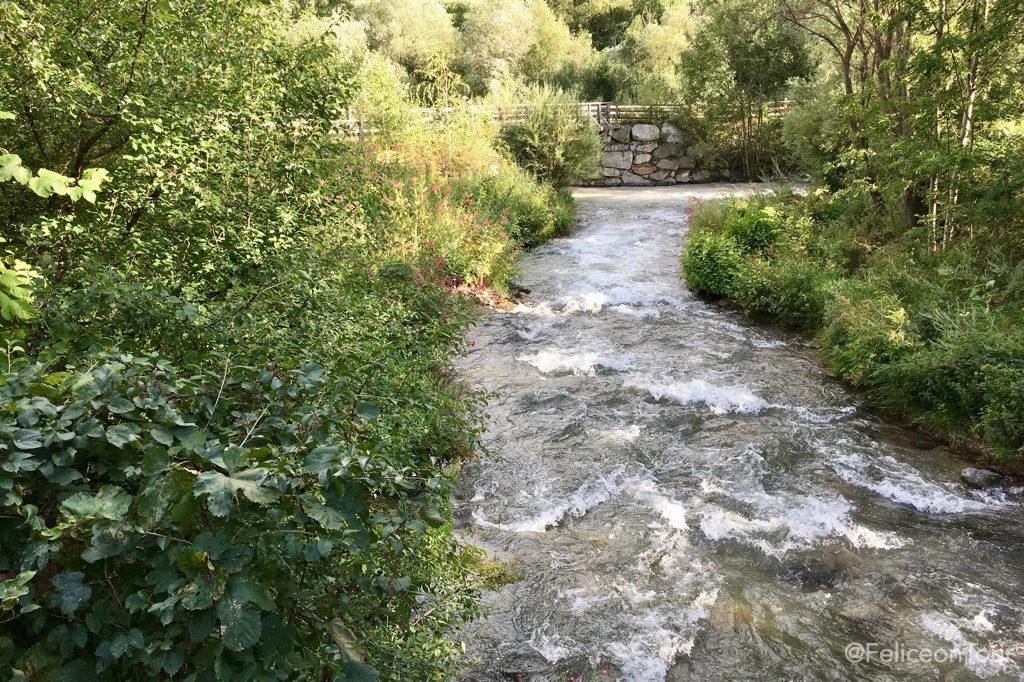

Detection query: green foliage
xmin=723 ymin=205 xmax=783 ymax=253
xmin=0 ymin=349 xmax=483 ymax=679
xmin=683 ymin=190 xmax=1024 ymax=458
xmin=678 ymin=0 xmax=811 ymax=178
xmin=453 ymin=165 xmax=575 ymax=248
xmin=729 ymin=254 xmax=835 ymax=327
xmin=817 ymin=280 xmax=917 ymax=384
xmin=499 ymin=87 xmax=602 ymax=187
xmin=0 ymin=0 xmax=579 ymax=678
xmin=682 ymin=229 xmax=743 ymax=297
xmin=352 ymin=0 xmax=458 ymax=74
xmin=458 ymin=0 xmax=537 ymax=92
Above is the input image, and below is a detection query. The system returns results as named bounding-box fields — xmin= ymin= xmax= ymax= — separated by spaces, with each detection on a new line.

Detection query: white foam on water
xmin=515 ymin=319 xmax=555 ymax=341
xmin=605 ymin=588 xmax=719 ymax=681
xmin=627 ymin=375 xmax=857 ymax=422
xmin=971 ymin=609 xmax=997 ymax=633
xmin=827 ymin=450 xmax=1012 ymax=515
xmin=783 ymin=404 xmax=857 ymax=424
xmin=628 ymin=479 xmax=690 ymax=532
xmin=529 ymin=625 xmax=576 ymax=664
xmin=472 ymin=468 xmax=626 ymax=533
xmin=511 ymin=301 xmax=560 ymax=317
xmin=561 ymin=292 xmax=610 ymax=314
xmin=604 ymin=424 xmax=642 ymax=443
xmin=920 ymin=612 xmax=1020 ymax=679
xmin=518 ymin=348 xmax=634 ymax=376
xmin=751 ymin=338 xmax=787 ymax=348
xmin=612 ymin=304 xmax=661 ymax=319
xmin=626 ymin=377 xmax=769 ymax=414
xmin=562 ymin=587 xmax=616 ymax=614
xmin=560 ymin=287 xmax=679 ymax=313
xmin=698 ymin=493 xmax=904 ymax=558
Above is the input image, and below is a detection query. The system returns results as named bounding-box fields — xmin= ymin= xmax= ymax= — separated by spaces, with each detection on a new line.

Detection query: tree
xmin=680 ymin=0 xmax=813 ymax=177
xmin=352 ymin=0 xmax=459 ymax=75
xmin=458 ymin=0 xmax=538 ymax=93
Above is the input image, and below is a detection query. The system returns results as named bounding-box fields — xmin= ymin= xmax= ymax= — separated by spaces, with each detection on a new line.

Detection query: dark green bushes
xmin=683 ymin=194 xmax=1024 ymax=459
xmin=498 ymin=87 xmax=601 ymax=188
xmin=0 ymin=0 xmax=569 ymax=678
xmin=452 ymin=165 xmax=574 ymax=248
xmin=681 ymin=231 xmax=743 ymax=297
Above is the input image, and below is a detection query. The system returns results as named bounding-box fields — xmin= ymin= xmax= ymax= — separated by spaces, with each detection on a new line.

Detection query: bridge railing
xmin=335 ymin=101 xmax=790 ymax=135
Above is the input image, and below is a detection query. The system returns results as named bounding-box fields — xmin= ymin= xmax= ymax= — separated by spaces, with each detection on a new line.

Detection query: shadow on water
xmin=454 ymin=185 xmax=1024 ymax=682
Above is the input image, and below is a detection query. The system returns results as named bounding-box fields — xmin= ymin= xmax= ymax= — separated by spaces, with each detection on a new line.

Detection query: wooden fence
xmin=335 ymin=101 xmax=790 ymax=135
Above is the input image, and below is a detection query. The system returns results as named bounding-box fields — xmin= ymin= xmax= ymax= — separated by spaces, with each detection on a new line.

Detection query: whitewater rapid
xmin=455 ymin=186 xmax=1024 ymax=681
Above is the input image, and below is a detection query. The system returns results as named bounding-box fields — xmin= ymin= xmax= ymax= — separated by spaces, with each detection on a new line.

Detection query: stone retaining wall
xmin=580 ymin=121 xmax=730 ymax=187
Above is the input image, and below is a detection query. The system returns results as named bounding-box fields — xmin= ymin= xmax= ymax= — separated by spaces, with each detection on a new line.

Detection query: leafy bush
xmin=866 ymin=310 xmax=1024 ymax=454
xmin=0 ymin=338 xmax=482 ymax=679
xmin=453 ymin=165 xmax=574 ymax=248
xmin=498 ymin=87 xmax=601 ymax=187
xmin=683 ymin=192 xmax=1024 ymax=458
xmin=724 ymin=205 xmax=783 ymax=254
xmin=682 ymin=230 xmax=743 ymax=297
xmin=817 ymin=280 xmax=917 ymax=384
xmin=0 ymin=0 xmax=577 ymax=678
xmin=730 ymin=253 xmax=836 ymax=327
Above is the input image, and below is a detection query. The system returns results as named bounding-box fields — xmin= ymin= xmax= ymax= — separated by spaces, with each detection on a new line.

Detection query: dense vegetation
xmin=3 ymin=0 xmax=1022 ymax=677
xmin=0 ymin=1 xmax=586 ymax=679
xmin=683 ymin=0 xmax=1024 ymax=459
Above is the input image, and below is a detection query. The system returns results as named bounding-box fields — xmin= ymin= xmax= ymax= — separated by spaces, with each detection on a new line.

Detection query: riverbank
xmin=682 ymin=189 xmax=1024 ymax=471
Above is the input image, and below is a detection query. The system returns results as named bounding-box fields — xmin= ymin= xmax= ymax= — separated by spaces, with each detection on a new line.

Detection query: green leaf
xmin=302 ymin=445 xmax=339 ymax=474
xmin=2 ymin=451 xmax=38 ymax=473
xmin=105 ymin=423 xmax=140 ymax=447
xmin=106 ymin=397 xmax=135 ymax=414
xmin=343 ymin=659 xmax=380 ymax=682
xmin=150 ymin=425 xmax=175 ymax=446
xmin=0 ymin=111 xmax=15 ymax=120
xmin=0 ymin=571 xmax=35 ymax=609
xmin=193 ymin=468 xmax=278 ymax=517
xmin=52 ymin=572 xmax=91 ymax=614
xmin=301 ymin=494 xmax=344 ymax=530
xmin=60 ymin=486 xmax=131 ymax=522
xmin=228 ymin=580 xmax=275 ymax=611
xmin=12 ymin=429 xmax=42 ymax=450
xmin=355 ymin=401 xmax=380 ymax=422
xmin=218 ymin=596 xmax=261 ymax=652
xmin=329 ymin=620 xmax=365 ymax=662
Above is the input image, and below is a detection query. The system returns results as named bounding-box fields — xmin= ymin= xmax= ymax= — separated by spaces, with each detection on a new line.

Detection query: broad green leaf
xmin=52 ymin=572 xmax=91 ymax=614
xmin=0 ymin=571 xmax=35 ymax=609
xmin=193 ymin=468 xmax=278 ymax=517
xmin=355 ymin=401 xmax=380 ymax=422
xmin=218 ymin=596 xmax=261 ymax=651
xmin=106 ymin=397 xmax=135 ymax=414
xmin=329 ymin=620 xmax=365 ymax=662
xmin=105 ymin=423 xmax=140 ymax=447
xmin=302 ymin=445 xmax=339 ymax=474
xmin=60 ymin=486 xmax=131 ymax=522
xmin=343 ymin=659 xmax=380 ymax=682
xmin=150 ymin=425 xmax=175 ymax=446
xmin=228 ymin=580 xmax=275 ymax=611
xmin=301 ymin=494 xmax=344 ymax=530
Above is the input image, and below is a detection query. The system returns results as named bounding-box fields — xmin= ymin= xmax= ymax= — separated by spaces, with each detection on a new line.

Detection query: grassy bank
xmin=0 ymin=2 xmax=578 ymax=679
xmin=682 ymin=190 xmax=1024 ymax=462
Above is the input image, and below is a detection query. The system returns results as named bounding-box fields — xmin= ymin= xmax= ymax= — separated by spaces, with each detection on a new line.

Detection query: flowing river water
xmin=453 ymin=185 xmax=1024 ymax=681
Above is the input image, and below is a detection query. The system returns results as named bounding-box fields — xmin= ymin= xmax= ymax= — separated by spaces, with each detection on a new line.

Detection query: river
xmin=454 ymin=185 xmax=1024 ymax=681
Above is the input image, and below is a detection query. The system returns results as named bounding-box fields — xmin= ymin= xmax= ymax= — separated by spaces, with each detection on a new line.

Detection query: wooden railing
xmin=336 ymin=101 xmax=790 ymax=134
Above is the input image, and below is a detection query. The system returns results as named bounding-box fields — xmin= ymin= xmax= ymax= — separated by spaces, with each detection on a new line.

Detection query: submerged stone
xmin=960 ymin=467 xmax=1003 ymax=488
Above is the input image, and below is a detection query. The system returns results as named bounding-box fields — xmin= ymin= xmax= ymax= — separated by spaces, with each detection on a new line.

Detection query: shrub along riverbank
xmin=0 ymin=1 xmax=588 ymax=679
xmin=683 ymin=190 xmax=1024 ymax=462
